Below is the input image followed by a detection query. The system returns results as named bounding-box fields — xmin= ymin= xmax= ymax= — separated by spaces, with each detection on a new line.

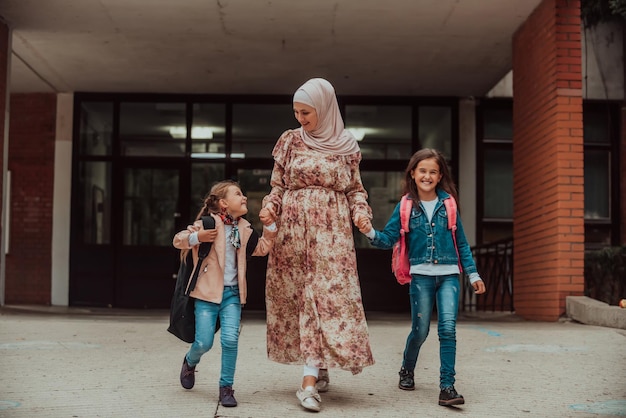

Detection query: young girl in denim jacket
xmin=356 ymin=148 xmax=486 ymax=407
xmin=173 ymin=180 xmax=277 ymax=408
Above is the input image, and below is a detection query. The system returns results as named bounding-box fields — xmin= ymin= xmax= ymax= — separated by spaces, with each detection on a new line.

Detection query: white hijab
xmin=293 ymin=78 xmax=360 ymax=156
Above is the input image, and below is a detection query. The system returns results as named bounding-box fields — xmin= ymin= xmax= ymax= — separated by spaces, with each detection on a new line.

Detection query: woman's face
xmin=293 ymin=102 xmax=318 ymax=132
xmin=411 ymin=158 xmax=442 ymax=199
xmin=221 ymin=185 xmax=248 ymax=218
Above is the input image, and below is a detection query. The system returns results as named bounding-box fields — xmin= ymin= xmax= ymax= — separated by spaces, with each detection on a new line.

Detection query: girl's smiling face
xmin=411 ymin=157 xmax=442 ymax=200
xmin=293 ymin=102 xmax=318 ymax=132
xmin=220 ymin=185 xmax=248 ymax=218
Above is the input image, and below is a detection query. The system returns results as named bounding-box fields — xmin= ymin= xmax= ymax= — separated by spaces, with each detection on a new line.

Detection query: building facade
xmin=0 ymin=0 xmax=624 ymax=320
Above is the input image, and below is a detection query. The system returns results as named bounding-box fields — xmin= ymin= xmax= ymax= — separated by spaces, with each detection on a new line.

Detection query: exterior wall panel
xmin=5 ymin=93 xmax=56 ymax=304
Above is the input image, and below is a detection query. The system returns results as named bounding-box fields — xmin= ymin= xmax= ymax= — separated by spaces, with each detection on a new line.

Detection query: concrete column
xmin=51 ymin=93 xmax=73 ymax=306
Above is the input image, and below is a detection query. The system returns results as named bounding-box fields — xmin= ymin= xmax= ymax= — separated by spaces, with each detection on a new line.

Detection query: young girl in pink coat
xmin=173 ymin=180 xmax=276 ymax=407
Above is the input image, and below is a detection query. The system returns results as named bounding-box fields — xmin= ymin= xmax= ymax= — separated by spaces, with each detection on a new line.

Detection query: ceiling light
xmin=191 ymin=127 xmax=213 ymax=139
xmin=347 ymin=128 xmax=366 ymax=141
xmin=169 ymin=126 xmax=214 ymax=139
xmin=191 ymin=152 xmax=245 ymax=159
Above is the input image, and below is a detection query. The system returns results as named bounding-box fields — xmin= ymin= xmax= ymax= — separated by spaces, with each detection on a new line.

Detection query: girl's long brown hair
xmin=180 ymin=180 xmax=240 ymax=261
xmin=402 ymin=148 xmax=460 ymax=211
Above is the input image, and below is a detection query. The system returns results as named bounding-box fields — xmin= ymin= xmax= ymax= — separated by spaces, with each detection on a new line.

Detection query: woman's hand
xmin=472 ymin=280 xmax=486 ymax=294
xmin=353 ymin=213 xmax=372 ymax=234
xmin=259 ymin=206 xmax=277 ymax=226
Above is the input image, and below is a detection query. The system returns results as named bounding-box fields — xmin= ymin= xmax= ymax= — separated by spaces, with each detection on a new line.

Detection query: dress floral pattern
xmin=262 ymin=129 xmax=374 ymax=374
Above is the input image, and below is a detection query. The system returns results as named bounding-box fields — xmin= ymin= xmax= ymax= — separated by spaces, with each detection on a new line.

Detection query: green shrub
xmin=582 ymin=0 xmax=626 ymax=27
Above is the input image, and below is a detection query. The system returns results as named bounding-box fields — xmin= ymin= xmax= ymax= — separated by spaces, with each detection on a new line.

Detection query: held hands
xmin=259 ymin=205 xmax=277 ymax=226
xmin=353 ymin=213 xmax=372 ymax=235
xmin=472 ymin=280 xmax=486 ymax=294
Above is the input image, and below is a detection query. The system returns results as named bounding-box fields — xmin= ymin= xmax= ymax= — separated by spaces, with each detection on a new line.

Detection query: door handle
xmin=173 ymin=212 xmax=181 ymax=218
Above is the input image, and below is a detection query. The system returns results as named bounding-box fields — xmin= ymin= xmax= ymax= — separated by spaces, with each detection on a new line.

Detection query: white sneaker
xmin=296 ymin=385 xmax=321 ymax=412
xmin=315 ymin=369 xmax=329 ymax=393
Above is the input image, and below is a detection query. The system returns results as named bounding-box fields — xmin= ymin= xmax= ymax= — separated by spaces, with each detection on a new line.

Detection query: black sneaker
xmin=179 ymin=357 xmax=195 ymax=390
xmin=219 ymin=386 xmax=238 ymax=407
xmin=439 ymin=386 xmax=465 ymax=406
xmin=398 ymin=367 xmax=415 ymax=391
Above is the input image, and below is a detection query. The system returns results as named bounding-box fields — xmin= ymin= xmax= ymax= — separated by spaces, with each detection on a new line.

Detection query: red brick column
xmin=0 ymin=21 xmax=8 ymax=214
xmin=622 ymin=107 xmax=626 ymax=245
xmin=512 ymin=0 xmax=584 ymax=321
xmin=0 ymin=20 xmax=8 ymax=306
xmin=0 ymin=21 xmax=6 ymax=113
xmin=5 ymin=94 xmax=57 ymax=304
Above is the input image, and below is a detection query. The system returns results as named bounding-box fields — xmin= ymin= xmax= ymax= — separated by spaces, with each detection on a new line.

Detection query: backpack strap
xmin=443 ymin=198 xmax=462 ymax=273
xmin=186 ymin=215 xmax=216 ymax=295
xmin=444 ymin=198 xmax=457 ymax=232
xmin=197 ymin=216 xmax=216 ymax=258
xmin=399 ymin=194 xmax=411 ymax=236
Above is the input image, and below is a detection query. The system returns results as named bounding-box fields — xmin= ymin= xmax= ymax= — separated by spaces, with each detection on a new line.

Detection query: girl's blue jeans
xmin=402 ymin=274 xmax=460 ymax=389
xmin=185 ymin=286 xmax=241 ymax=387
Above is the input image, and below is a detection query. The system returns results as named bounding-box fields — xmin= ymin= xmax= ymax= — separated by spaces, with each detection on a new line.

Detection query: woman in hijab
xmin=262 ymin=78 xmax=374 ymax=412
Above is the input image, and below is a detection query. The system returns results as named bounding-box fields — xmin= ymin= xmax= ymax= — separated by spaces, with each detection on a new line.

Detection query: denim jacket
xmin=370 ymin=189 xmax=478 ymax=276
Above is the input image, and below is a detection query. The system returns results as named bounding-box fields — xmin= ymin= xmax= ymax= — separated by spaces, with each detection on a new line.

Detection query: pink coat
xmin=172 ymin=214 xmax=276 ymax=305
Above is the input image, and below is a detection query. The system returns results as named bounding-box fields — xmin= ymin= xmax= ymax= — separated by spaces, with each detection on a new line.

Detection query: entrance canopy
xmin=2 ymin=0 xmax=541 ymax=96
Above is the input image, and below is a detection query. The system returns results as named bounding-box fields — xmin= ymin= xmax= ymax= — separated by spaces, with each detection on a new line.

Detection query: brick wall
xmin=5 ymin=94 xmax=57 ymax=304
xmin=622 ymin=107 xmax=626 ymax=245
xmin=0 ymin=21 xmax=8 ymax=221
xmin=512 ymin=0 xmax=585 ymax=321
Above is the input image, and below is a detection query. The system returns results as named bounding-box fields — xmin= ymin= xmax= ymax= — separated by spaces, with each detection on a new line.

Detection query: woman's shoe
xmin=315 ymin=369 xmax=330 ymax=393
xmin=296 ymin=386 xmax=321 ymax=412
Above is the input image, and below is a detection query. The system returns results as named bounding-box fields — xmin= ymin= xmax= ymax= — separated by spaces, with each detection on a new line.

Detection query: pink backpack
xmin=392 ymin=194 xmax=460 ymax=285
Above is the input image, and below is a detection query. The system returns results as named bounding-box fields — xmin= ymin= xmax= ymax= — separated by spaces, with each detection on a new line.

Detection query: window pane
xmin=484 ymin=149 xmax=513 ymax=219
xmin=584 ymin=150 xmax=610 ymax=219
xmin=585 ymin=224 xmax=612 ymax=248
xmin=120 ymin=102 xmax=186 ymax=156
xmin=483 ymin=108 xmax=513 ymax=140
xmin=482 ymin=223 xmax=513 ymax=243
xmin=584 ymin=109 xmax=610 ymax=144
xmin=237 ymin=168 xmax=272 ymax=231
xmin=79 ymin=102 xmax=113 ymax=156
xmin=123 ymin=168 xmax=179 ymax=246
xmin=419 ymin=106 xmax=452 ymax=158
xmin=232 ymin=104 xmax=294 ymax=158
xmin=79 ymin=162 xmax=112 ymax=244
xmin=190 ymin=163 xmax=225 ymax=218
xmin=355 ymin=171 xmax=403 ymax=248
xmin=346 ymin=105 xmax=411 ymax=160
xmin=191 ymin=103 xmax=226 ymax=158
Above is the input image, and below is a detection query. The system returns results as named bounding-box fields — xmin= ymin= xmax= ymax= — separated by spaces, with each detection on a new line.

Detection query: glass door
xmin=115 ymin=163 xmax=188 ymax=308
xmin=232 ymin=163 xmax=274 ymax=310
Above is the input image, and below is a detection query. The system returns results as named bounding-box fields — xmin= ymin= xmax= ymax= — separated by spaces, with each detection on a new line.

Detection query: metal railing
xmin=461 ymin=237 xmax=514 ymax=312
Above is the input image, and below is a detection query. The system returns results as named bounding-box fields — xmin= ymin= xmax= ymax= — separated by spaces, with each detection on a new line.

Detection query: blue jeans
xmin=186 ymin=286 xmax=241 ymax=387
xmin=402 ymin=274 xmax=460 ymax=389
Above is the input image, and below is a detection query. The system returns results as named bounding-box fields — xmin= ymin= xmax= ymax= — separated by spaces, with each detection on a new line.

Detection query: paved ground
xmin=1 ymin=305 xmax=625 ymax=418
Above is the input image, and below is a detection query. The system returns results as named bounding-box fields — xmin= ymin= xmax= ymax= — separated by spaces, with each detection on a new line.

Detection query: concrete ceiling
xmin=0 ymin=0 xmax=542 ymax=97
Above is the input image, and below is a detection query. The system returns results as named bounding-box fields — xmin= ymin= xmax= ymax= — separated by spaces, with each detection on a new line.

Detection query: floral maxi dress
xmin=262 ymin=130 xmax=375 ymax=374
